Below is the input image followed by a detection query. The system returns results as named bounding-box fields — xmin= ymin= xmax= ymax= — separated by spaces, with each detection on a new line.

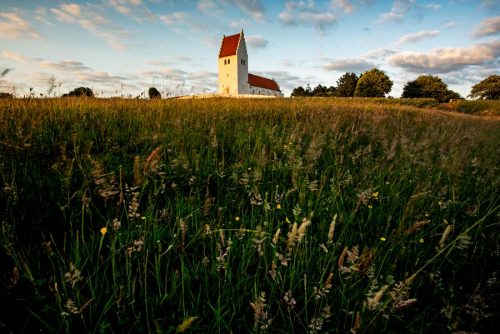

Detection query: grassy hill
xmin=1 ymin=98 xmax=499 ymax=333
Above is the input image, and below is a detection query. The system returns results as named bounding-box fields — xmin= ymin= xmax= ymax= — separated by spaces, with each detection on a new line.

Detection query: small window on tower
xmin=224 ymin=59 xmax=227 ymax=65
xmin=228 ymin=59 xmax=230 ymax=64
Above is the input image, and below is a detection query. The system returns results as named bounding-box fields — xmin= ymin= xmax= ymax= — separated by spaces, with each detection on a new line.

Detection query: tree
xmin=354 ymin=68 xmax=393 ymax=97
xmin=312 ymin=84 xmax=327 ymax=96
xmin=336 ymin=72 xmax=358 ymax=97
xmin=469 ymin=75 xmax=500 ymax=100
xmin=63 ymin=87 xmax=94 ymax=97
xmin=148 ymin=87 xmax=161 ymax=99
xmin=291 ymin=86 xmax=306 ymax=97
xmin=402 ymin=75 xmax=446 ymax=101
xmin=402 ymin=75 xmax=462 ymax=102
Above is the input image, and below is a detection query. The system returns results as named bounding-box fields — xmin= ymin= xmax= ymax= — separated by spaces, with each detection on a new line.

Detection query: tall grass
xmin=0 ymin=97 xmax=499 ymax=333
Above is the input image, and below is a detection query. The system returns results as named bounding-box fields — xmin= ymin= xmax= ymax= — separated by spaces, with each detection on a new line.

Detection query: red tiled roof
xmin=248 ymin=73 xmax=281 ymax=92
xmin=219 ymin=33 xmax=241 ymax=58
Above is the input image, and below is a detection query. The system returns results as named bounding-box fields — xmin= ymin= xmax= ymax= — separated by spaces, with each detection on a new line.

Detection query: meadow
xmin=0 ymin=97 xmax=499 ymax=333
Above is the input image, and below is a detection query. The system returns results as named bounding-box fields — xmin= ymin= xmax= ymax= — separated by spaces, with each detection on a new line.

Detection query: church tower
xmin=218 ymin=30 xmax=249 ymax=95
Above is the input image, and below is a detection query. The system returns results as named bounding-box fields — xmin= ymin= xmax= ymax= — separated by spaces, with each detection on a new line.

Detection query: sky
xmin=0 ymin=0 xmax=499 ymax=97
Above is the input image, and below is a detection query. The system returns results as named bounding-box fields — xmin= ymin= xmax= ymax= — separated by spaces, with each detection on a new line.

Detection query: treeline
xmin=292 ymin=70 xmax=499 ymax=102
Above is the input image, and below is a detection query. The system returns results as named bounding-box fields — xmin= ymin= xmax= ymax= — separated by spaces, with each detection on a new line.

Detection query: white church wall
xmin=249 ymin=85 xmax=284 ymax=97
xmin=236 ymin=34 xmax=249 ymax=94
xmin=218 ymin=55 xmax=238 ymax=95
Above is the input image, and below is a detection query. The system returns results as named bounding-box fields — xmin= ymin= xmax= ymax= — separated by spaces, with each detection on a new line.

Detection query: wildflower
xmin=100 ymin=227 xmax=107 ymax=236
xmin=419 ymin=238 xmax=424 ymax=243
xmin=64 ymin=263 xmax=82 ymax=288
xmin=61 ymin=299 xmax=80 ymax=316
xmin=283 ymin=290 xmax=296 ymax=310
xmin=112 ymin=218 xmax=121 ymax=231
xmin=235 ymin=216 xmax=240 ymax=222
xmin=372 ymin=191 xmax=379 ymax=199
xmin=380 ymin=237 xmax=386 ymax=242
xmin=285 ymin=216 xmax=291 ymax=224
xmin=251 ymin=292 xmax=272 ymax=330
xmin=125 ymin=237 xmax=145 ymax=256
xmin=312 ymin=273 xmax=334 ymax=300
xmin=276 ymin=203 xmax=282 ymax=210
xmin=368 ymin=205 xmax=373 ymax=209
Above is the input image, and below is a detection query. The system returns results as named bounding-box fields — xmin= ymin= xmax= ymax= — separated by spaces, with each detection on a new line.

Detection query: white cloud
xmin=75 ymin=71 xmax=127 ymax=84
xmin=442 ymin=21 xmax=456 ymax=29
xmin=424 ymin=3 xmax=441 ymax=10
xmin=396 ymin=30 xmax=439 ymax=44
xmin=389 ymin=40 xmax=500 ymax=73
xmin=79 ymin=19 xmax=127 ymax=50
xmin=40 ymin=61 xmax=91 ymax=72
xmin=220 ymin=0 xmax=266 ymax=22
xmin=50 ymin=3 xmax=81 ymax=23
xmin=323 ymin=59 xmax=375 ymax=72
xmin=2 ymin=50 xmax=30 ymax=62
xmin=279 ymin=1 xmax=338 ymax=31
xmin=472 ymin=16 xmax=500 ymax=38
xmin=108 ymin=0 xmax=155 ymax=21
xmin=0 ymin=12 xmax=42 ymax=39
xmin=50 ymin=3 xmax=130 ymax=50
xmin=331 ymin=0 xmax=354 ymax=13
xmin=377 ymin=0 xmax=416 ymax=23
xmin=230 ymin=18 xmax=250 ymax=29
xmin=197 ymin=0 xmax=220 ymax=15
xmin=159 ymin=12 xmax=190 ymax=25
xmin=364 ymin=48 xmax=396 ymax=59
xmin=246 ymin=35 xmax=269 ymax=49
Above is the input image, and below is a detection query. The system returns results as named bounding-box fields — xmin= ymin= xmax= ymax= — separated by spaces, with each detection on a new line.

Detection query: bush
xmin=63 ymin=87 xmax=94 ymax=98
xmin=148 ymin=87 xmax=161 ymax=99
xmin=0 ymin=92 xmax=14 ymax=99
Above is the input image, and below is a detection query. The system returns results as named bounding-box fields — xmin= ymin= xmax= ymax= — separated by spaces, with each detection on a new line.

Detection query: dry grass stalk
xmin=350 ymin=311 xmax=361 ymax=334
xmin=272 ymin=228 xmax=280 ymax=245
xmin=438 ymin=225 xmax=454 ymax=249
xmin=405 ymin=220 xmax=431 ymax=235
xmin=286 ymin=222 xmax=298 ymax=253
xmin=133 ymin=155 xmax=142 ymax=186
xmin=296 ymin=217 xmax=311 ymax=244
xmin=143 ymin=146 xmax=162 ymax=175
xmin=328 ymin=214 xmax=337 ymax=242
xmin=338 ymin=246 xmax=348 ymax=269
xmin=366 ymin=285 xmax=388 ymax=310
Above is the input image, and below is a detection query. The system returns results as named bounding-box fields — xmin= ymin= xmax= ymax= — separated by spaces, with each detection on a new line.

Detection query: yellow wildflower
xmin=419 ymin=238 xmax=424 ymax=243
xmin=286 ymin=217 xmax=291 ymax=224
xmin=235 ymin=216 xmax=240 ymax=222
xmin=277 ymin=203 xmax=282 ymax=210
xmin=380 ymin=237 xmax=386 ymax=241
xmin=100 ymin=227 xmax=107 ymax=236
xmin=368 ymin=205 xmax=373 ymax=209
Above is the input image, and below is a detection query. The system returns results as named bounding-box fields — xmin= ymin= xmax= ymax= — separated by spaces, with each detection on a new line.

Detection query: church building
xmin=218 ymin=31 xmax=283 ymax=97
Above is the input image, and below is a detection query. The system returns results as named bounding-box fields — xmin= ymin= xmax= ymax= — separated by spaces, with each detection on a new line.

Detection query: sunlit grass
xmin=0 ymin=97 xmax=499 ymax=332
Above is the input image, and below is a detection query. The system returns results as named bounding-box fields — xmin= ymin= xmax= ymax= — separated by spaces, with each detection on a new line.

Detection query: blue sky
xmin=0 ymin=0 xmax=498 ymax=97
